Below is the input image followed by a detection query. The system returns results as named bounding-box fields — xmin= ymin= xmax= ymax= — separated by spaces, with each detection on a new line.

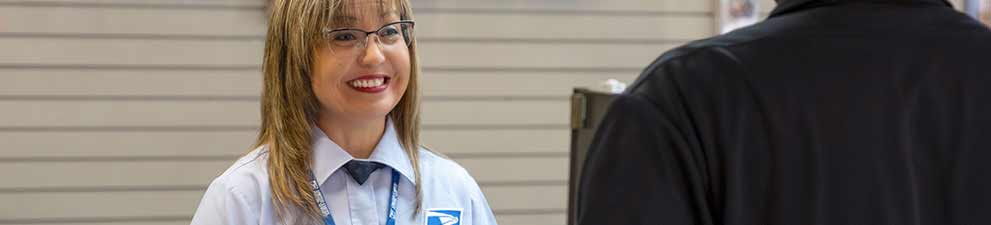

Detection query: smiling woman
xmin=965 ymin=0 xmax=991 ymax=25
xmin=189 ymin=0 xmax=498 ymax=224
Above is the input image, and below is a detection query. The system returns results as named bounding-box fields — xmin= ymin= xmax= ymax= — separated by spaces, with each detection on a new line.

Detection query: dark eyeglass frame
xmin=322 ymin=20 xmax=416 ymax=48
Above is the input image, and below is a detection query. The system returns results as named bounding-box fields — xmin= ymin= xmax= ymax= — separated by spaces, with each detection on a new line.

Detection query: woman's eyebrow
xmin=330 ymin=15 xmax=358 ymax=27
xmin=330 ymin=9 xmax=399 ymax=28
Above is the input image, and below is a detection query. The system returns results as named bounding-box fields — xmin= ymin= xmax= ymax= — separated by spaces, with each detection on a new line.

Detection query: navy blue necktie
xmin=343 ymin=160 xmax=385 ymax=185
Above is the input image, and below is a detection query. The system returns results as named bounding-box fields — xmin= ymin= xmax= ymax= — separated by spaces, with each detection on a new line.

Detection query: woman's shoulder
xmin=207 ymin=145 xmax=271 ymax=200
xmin=416 ymin=146 xmax=479 ymax=186
xmin=191 ymin=146 xmax=271 ymax=223
xmin=415 ymin=146 xmax=492 ymax=206
xmin=417 ymin=146 xmax=463 ymax=171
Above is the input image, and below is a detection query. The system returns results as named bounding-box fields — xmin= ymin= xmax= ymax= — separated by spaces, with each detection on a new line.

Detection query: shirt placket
xmin=347 ymin=172 xmax=380 ymax=225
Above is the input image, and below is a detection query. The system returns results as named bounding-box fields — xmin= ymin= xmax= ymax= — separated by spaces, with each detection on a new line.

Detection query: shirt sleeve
xmin=190 ymin=178 xmax=258 ymax=225
xmin=462 ymin=169 xmax=499 ymax=225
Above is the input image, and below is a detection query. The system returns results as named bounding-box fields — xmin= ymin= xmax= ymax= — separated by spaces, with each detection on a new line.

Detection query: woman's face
xmin=311 ymin=1 xmax=410 ymax=122
xmin=981 ymin=0 xmax=990 ymax=25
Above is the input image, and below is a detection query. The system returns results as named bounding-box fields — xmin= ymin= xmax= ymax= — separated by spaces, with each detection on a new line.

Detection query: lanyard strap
xmin=309 ymin=169 xmax=400 ymax=225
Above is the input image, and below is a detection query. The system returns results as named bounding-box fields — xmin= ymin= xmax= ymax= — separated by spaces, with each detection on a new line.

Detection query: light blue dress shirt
xmin=190 ymin=120 xmax=498 ymax=225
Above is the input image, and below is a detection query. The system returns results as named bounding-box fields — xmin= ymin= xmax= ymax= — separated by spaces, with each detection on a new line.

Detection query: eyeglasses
xmin=322 ymin=20 xmax=415 ymax=52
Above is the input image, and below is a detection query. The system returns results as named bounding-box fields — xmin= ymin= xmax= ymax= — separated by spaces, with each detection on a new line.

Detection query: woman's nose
xmin=358 ymin=36 xmax=386 ymax=66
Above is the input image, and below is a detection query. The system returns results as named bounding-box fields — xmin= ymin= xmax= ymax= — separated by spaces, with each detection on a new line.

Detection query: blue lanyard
xmin=309 ymin=169 xmax=400 ymax=225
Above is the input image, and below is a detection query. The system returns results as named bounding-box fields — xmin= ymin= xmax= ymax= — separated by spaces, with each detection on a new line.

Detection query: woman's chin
xmin=346 ymin=104 xmax=397 ymax=119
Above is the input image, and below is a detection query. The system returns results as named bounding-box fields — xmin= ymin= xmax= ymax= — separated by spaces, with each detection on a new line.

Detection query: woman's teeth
xmin=349 ymin=78 xmax=385 ymax=88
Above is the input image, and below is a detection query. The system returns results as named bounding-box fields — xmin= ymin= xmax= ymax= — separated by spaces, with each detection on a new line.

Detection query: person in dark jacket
xmin=576 ymin=0 xmax=991 ymax=224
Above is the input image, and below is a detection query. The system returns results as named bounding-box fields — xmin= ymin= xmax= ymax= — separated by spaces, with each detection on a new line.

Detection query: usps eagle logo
xmin=425 ymin=208 xmax=462 ymax=225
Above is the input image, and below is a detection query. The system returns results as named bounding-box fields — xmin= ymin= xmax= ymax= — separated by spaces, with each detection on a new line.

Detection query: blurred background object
xmin=0 ymin=0 xmax=969 ymax=224
xmin=599 ymin=79 xmax=628 ymax=94
xmin=567 ymin=88 xmax=616 ymax=225
xmin=718 ymin=0 xmax=760 ymax=34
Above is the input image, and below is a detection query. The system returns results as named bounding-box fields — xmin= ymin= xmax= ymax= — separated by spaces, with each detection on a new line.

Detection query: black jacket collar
xmin=769 ymin=0 xmax=953 ymax=17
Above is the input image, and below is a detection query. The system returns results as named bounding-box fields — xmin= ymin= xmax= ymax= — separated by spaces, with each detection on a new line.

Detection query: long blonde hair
xmin=256 ymin=0 xmax=422 ymax=221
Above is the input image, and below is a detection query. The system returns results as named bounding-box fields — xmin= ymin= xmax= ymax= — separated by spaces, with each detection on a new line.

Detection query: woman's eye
xmin=380 ymin=27 xmax=401 ymax=37
xmin=333 ymin=32 xmax=358 ymax=41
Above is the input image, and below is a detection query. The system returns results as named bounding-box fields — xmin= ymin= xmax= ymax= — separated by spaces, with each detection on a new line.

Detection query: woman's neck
xmin=316 ymin=115 xmax=386 ymax=159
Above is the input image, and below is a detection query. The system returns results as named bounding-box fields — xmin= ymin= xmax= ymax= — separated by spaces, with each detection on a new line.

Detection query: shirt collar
xmin=310 ymin=118 xmax=416 ymax=185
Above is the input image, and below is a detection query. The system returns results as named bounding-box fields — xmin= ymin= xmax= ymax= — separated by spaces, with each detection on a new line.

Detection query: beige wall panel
xmin=413 ymin=0 xmax=711 ymax=12
xmin=496 ymin=213 xmax=566 ymax=225
xmin=23 ymin=223 xmax=184 ymax=225
xmin=0 ymin=69 xmax=260 ymax=97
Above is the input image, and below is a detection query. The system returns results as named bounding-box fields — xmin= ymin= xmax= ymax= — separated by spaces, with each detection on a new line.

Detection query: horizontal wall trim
xmin=0 ymin=126 xmax=260 ymax=132
xmin=0 ymin=32 xmax=694 ymax=45
xmin=0 ymin=185 xmax=207 ymax=193
xmin=479 ymin=180 xmax=568 ymax=187
xmin=0 ymin=152 xmax=567 ymax=163
xmin=0 ymin=1 xmax=711 ymax=16
xmin=426 ymin=37 xmax=690 ymax=45
xmin=445 ymin=152 xmax=569 ymax=159
xmin=417 ymin=8 xmax=710 ymax=17
xmin=0 ymin=216 xmax=191 ymax=225
xmin=0 ymin=155 xmax=238 ymax=163
xmin=0 ymin=95 xmax=259 ymax=101
xmin=0 ymin=64 xmax=643 ymax=73
xmin=0 ymin=181 xmax=566 ymax=194
xmin=0 ymin=95 xmax=569 ymax=102
xmin=426 ymin=96 xmax=569 ymax=101
xmin=491 ymin=208 xmax=567 ymax=215
xmin=0 ymin=125 xmax=568 ymax=132
xmin=0 ymin=32 xmax=263 ymax=41
xmin=0 ymin=1 xmax=264 ymax=10
xmin=0 ymin=63 xmax=260 ymax=71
